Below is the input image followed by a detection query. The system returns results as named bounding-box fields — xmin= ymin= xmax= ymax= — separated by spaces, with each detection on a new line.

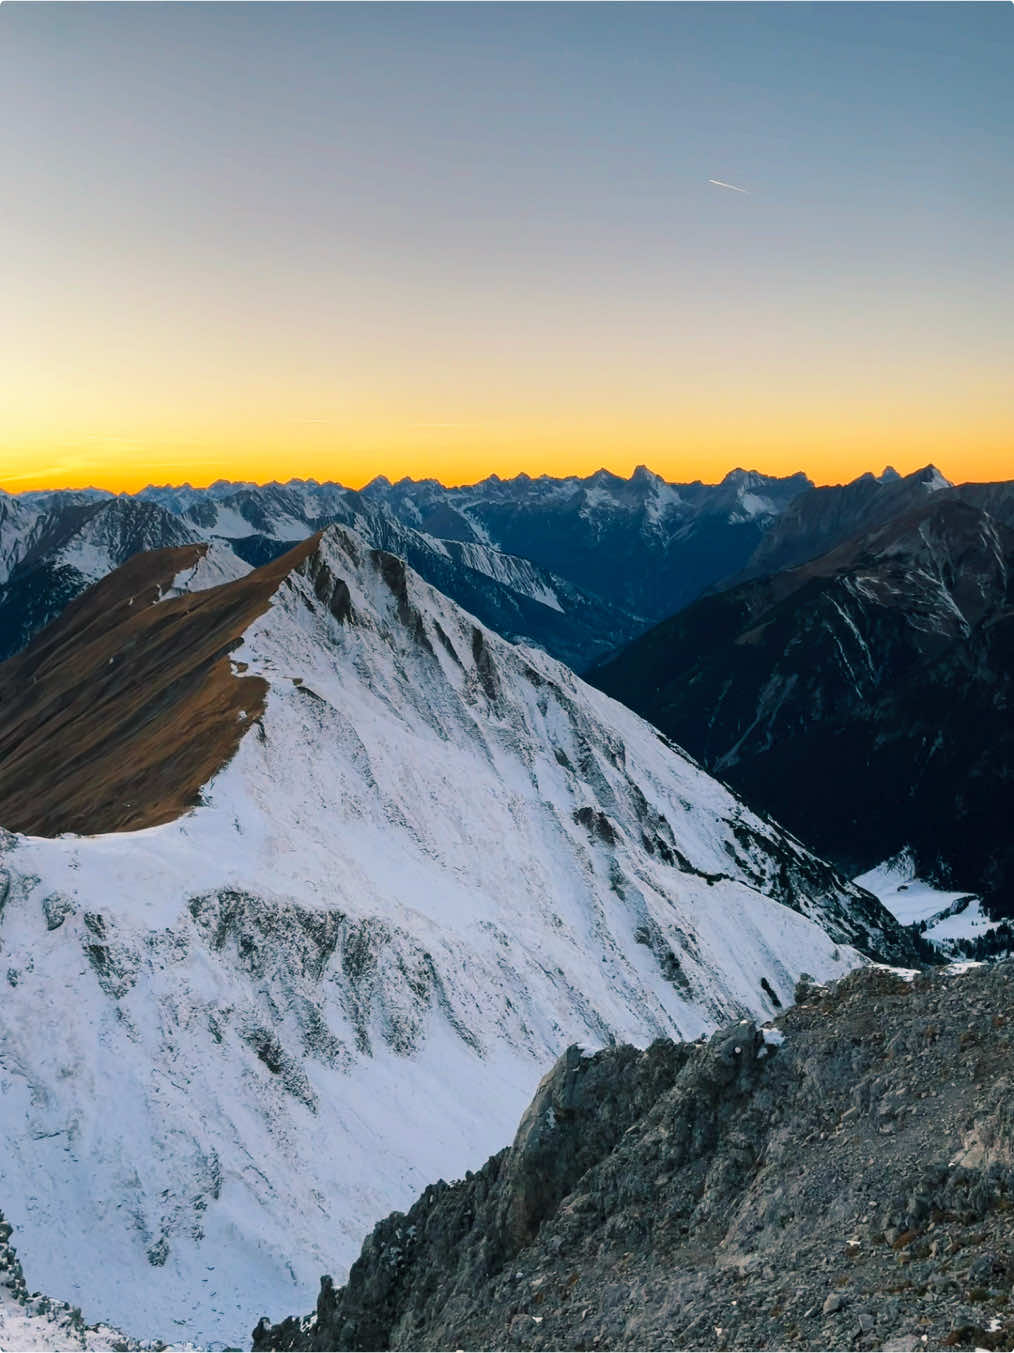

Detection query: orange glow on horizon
xmin=2 ymin=427 xmax=1011 ymax=497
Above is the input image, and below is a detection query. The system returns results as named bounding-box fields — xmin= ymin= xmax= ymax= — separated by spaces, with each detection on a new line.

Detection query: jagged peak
xmin=720 ymin=466 xmax=755 ymax=485
xmin=630 ymin=463 xmax=663 ymax=486
xmin=913 ymin=463 xmax=951 ymax=489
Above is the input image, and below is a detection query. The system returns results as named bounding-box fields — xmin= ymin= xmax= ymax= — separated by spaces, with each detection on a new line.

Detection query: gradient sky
xmin=1 ymin=2 xmax=1011 ymax=492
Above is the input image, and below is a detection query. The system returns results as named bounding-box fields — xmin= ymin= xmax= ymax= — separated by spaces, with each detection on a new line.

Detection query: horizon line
xmin=0 ymin=460 xmax=954 ymax=498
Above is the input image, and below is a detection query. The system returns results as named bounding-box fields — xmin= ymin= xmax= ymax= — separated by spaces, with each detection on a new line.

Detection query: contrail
xmin=708 ymin=178 xmax=750 ymax=194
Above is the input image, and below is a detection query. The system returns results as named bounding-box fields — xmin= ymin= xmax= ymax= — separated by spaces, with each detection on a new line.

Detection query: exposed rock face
xmin=254 ymin=961 xmax=1014 ymax=1353
xmin=590 ymin=493 xmax=1014 ymax=917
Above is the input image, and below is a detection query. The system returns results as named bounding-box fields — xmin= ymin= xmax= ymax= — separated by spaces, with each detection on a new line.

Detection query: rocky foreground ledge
xmin=254 ymin=962 xmax=1014 ymax=1352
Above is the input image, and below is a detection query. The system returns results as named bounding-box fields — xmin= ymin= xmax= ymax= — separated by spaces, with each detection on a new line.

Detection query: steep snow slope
xmin=0 ymin=527 xmax=915 ymax=1347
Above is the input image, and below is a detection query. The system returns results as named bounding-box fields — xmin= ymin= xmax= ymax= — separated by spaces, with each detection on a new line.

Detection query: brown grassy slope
xmin=0 ymin=535 xmax=318 ymax=836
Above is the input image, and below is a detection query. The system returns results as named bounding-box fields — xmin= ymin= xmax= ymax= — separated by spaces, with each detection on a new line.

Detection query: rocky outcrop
xmin=254 ymin=961 xmax=1014 ymax=1353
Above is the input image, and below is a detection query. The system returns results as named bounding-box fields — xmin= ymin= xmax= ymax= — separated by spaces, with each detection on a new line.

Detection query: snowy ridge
xmin=0 ymin=525 xmax=910 ymax=1347
xmin=46 ymin=500 xmax=208 ymax=587
xmin=166 ymin=541 xmax=252 ymax=597
xmin=436 ymin=537 xmax=565 ymax=612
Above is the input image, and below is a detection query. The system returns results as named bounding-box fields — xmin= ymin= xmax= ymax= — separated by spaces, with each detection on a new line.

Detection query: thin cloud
xmin=708 ymin=178 xmax=750 ymax=194
xmin=0 ymin=463 xmax=81 ymax=483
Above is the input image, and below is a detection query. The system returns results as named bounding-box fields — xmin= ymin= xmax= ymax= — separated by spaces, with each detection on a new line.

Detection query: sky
xmin=1 ymin=2 xmax=1011 ymax=493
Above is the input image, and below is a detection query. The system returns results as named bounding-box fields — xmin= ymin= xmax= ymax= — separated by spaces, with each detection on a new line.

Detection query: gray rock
xmin=42 ymin=893 xmax=74 ymax=930
xmin=252 ymin=961 xmax=1014 ymax=1353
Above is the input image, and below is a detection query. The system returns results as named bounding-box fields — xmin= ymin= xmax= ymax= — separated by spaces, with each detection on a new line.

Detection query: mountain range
xmin=0 ymin=458 xmax=1010 ymax=1347
xmin=0 ymin=522 xmax=917 ymax=1346
xmin=1 ymin=465 xmax=814 ymax=670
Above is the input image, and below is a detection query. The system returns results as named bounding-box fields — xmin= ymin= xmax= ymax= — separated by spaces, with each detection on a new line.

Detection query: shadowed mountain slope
xmin=739 ymin=464 xmax=951 ymax=581
xmin=590 ymin=493 xmax=1014 ymax=916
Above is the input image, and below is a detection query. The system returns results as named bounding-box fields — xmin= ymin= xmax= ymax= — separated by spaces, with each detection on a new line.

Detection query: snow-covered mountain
xmin=359 ymin=465 xmax=813 ymax=621
xmin=304 ymin=498 xmax=645 ymax=670
xmin=0 ymin=526 xmax=917 ymax=1346
xmin=0 ymin=482 xmax=644 ymax=669
xmin=0 ymin=496 xmax=248 ymax=660
xmin=141 ymin=465 xmax=815 ymax=624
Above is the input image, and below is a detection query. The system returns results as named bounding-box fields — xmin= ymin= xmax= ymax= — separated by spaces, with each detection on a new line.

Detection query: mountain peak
xmin=913 ymin=463 xmax=951 ymax=490
xmin=630 ymin=463 xmax=663 ymax=487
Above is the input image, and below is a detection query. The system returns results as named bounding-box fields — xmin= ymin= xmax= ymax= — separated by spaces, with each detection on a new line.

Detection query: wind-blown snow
xmin=0 ymin=526 xmax=893 ymax=1347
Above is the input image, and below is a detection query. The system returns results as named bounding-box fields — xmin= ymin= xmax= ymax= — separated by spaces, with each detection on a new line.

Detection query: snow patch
xmin=855 ymin=850 xmax=998 ymax=949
